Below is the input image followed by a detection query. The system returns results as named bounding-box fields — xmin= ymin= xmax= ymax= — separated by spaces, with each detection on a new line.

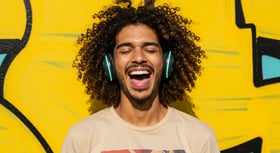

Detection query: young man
xmin=61 ymin=0 xmax=220 ymax=152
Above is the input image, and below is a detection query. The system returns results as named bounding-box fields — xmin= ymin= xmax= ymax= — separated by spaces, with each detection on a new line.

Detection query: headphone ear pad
xmin=102 ymin=54 xmax=116 ymax=81
xmin=163 ymin=51 xmax=174 ymax=79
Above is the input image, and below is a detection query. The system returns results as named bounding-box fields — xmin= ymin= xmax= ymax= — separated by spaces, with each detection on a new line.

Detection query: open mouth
xmin=128 ymin=69 xmax=152 ymax=89
xmin=129 ymin=70 xmax=151 ymax=80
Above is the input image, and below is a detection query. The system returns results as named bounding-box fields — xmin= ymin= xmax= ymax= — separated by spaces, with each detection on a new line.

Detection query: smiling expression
xmin=114 ymin=24 xmax=163 ymax=105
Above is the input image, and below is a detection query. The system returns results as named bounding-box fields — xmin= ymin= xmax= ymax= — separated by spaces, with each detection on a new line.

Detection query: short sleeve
xmin=200 ymin=130 xmax=220 ymax=153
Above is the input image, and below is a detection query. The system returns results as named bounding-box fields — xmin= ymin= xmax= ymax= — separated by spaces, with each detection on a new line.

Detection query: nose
xmin=131 ymin=48 xmax=147 ymax=64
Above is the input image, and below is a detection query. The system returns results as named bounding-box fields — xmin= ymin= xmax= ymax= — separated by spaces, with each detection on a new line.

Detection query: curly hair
xmin=73 ymin=0 xmax=205 ymax=116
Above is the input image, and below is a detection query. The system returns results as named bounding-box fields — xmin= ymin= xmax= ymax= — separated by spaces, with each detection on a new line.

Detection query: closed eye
xmin=144 ymin=47 xmax=160 ymax=53
xmin=116 ymin=46 xmax=132 ymax=54
xmin=119 ymin=49 xmax=131 ymax=54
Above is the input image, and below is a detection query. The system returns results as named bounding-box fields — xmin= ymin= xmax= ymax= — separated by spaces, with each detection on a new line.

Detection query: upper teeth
xmin=130 ymin=71 xmax=149 ymax=75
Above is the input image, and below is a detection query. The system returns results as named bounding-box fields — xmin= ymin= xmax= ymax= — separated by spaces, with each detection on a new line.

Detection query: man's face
xmin=114 ymin=24 xmax=163 ymax=104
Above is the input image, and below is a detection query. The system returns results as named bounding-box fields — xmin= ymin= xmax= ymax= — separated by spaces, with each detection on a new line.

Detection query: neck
xmin=114 ymin=95 xmax=168 ymax=127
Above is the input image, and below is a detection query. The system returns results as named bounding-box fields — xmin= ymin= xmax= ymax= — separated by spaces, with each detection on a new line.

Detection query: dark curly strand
xmin=73 ymin=0 xmax=206 ymax=116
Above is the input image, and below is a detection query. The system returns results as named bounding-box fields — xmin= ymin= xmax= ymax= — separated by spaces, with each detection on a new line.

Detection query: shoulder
xmin=169 ymin=107 xmax=215 ymax=136
xmin=67 ymin=107 xmax=111 ymax=138
xmin=61 ymin=108 xmax=112 ymax=152
xmin=169 ymin=107 xmax=220 ymax=152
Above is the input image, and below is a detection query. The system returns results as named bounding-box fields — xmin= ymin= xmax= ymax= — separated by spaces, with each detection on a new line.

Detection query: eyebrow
xmin=115 ymin=42 xmax=160 ymax=50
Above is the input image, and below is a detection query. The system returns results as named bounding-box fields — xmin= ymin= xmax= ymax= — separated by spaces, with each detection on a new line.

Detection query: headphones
xmin=102 ymin=50 xmax=174 ymax=81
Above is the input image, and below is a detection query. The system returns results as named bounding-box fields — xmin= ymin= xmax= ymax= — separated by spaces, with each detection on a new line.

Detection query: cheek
xmin=114 ymin=58 xmax=127 ymax=75
xmin=115 ymin=63 xmax=124 ymax=74
xmin=152 ymin=57 xmax=164 ymax=71
xmin=114 ymin=64 xmax=125 ymax=83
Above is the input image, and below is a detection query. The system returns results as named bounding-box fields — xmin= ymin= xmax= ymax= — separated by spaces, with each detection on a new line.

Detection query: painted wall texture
xmin=0 ymin=0 xmax=280 ymax=152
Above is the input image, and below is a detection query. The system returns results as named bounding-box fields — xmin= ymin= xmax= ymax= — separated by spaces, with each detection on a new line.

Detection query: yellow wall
xmin=1 ymin=0 xmax=280 ymax=152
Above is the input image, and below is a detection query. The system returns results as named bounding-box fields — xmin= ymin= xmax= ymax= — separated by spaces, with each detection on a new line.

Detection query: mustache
xmin=125 ymin=63 xmax=154 ymax=73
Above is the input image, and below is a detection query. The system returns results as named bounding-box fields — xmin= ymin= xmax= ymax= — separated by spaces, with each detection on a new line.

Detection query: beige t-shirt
xmin=61 ymin=107 xmax=220 ymax=153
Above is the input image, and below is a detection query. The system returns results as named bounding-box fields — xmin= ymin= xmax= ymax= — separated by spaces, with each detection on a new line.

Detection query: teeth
xmin=129 ymin=71 xmax=149 ymax=75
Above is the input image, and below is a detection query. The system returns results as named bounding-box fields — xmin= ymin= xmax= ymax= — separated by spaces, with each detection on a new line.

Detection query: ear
xmin=102 ymin=54 xmax=116 ymax=81
xmin=163 ymin=50 xmax=174 ymax=79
